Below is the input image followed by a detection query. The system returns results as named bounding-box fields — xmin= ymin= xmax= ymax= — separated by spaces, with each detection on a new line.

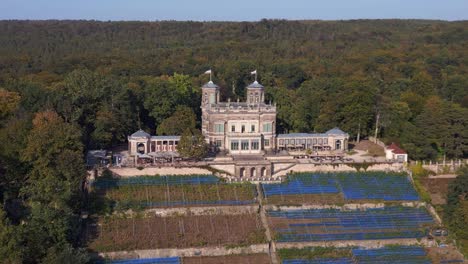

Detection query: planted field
xmin=268 ymin=206 xmax=434 ymax=242
xmin=183 ymin=254 xmax=271 ymax=264
xmin=280 ymin=246 xmax=432 ymax=264
xmin=91 ymin=175 xmax=256 ymax=208
xmin=99 ymin=257 xmax=180 ymax=264
xmin=262 ymin=172 xmax=419 ymax=205
xmin=86 ymin=213 xmax=266 ymax=252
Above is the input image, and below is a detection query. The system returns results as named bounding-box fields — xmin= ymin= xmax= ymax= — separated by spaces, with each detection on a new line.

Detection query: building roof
xmin=325 ymin=127 xmax=348 ymax=135
xmin=130 ymin=129 xmax=151 ymax=138
xmin=277 ymin=133 xmax=327 ymax=138
xmin=387 ymin=143 xmax=407 ymax=154
xmin=202 ymin=81 xmax=219 ymax=89
xmin=151 ymin=135 xmax=181 ymax=140
xmin=246 ymin=81 xmax=264 ymax=89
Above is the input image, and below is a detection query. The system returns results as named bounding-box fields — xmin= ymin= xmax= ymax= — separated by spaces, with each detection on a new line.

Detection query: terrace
xmin=90 ymin=175 xmax=257 ymax=209
xmin=267 ymin=206 xmax=434 ymax=243
xmin=261 ymin=172 xmax=420 ymax=204
xmin=280 ymin=246 xmax=432 ymax=264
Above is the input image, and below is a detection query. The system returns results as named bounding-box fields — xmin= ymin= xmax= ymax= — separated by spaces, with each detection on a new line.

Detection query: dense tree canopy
xmin=0 ymin=20 xmax=466 ymax=159
xmin=445 ymin=167 xmax=468 ymax=256
xmin=0 ymin=19 xmax=466 ymax=262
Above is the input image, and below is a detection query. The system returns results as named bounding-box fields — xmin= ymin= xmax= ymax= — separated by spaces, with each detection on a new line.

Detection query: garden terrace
xmin=91 ymin=175 xmax=256 ymax=208
xmin=86 ymin=213 xmax=266 ymax=252
xmin=183 ymin=254 xmax=271 ymax=264
xmin=280 ymin=245 xmax=432 ymax=264
xmin=261 ymin=172 xmax=419 ymax=205
xmin=267 ymin=206 xmax=434 ymax=242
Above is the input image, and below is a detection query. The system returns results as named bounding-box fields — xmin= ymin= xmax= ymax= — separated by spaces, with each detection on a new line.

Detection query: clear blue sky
xmin=1 ymin=0 xmax=467 ymax=21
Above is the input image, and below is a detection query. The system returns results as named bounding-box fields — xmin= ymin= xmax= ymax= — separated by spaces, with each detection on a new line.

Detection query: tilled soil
xmin=87 ymin=213 xmax=266 ymax=252
xmin=422 ymin=178 xmax=454 ymax=205
xmin=183 ymin=254 xmax=271 ymax=264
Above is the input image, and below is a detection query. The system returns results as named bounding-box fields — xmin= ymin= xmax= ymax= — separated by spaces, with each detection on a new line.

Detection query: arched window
xmin=261 ymin=167 xmax=266 ymax=177
xmin=240 ymin=167 xmax=245 ymax=178
xmin=137 ymin=143 xmax=145 ymax=154
xmin=250 ymin=167 xmax=256 ymax=177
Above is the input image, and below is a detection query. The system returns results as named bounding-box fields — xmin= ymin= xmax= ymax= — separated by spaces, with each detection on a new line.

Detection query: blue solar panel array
xmin=93 ymin=174 xmax=257 ymax=207
xmin=281 ymin=246 xmax=432 ymax=264
xmin=335 ymin=173 xmax=419 ymax=201
xmin=262 ymin=174 xmax=339 ymax=196
xmin=93 ymin=175 xmax=220 ymax=189
xmin=352 ymin=246 xmax=431 ymax=264
xmin=269 ymin=207 xmax=433 ymax=242
xmin=98 ymin=257 xmax=180 ymax=264
xmin=262 ymin=172 xmax=420 ymax=201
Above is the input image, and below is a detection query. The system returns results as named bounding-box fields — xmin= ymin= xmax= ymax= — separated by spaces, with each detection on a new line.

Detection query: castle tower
xmin=201 ymin=80 xmax=220 ymax=143
xmin=201 ymin=80 xmax=220 ymax=107
xmin=246 ymin=80 xmax=264 ymax=104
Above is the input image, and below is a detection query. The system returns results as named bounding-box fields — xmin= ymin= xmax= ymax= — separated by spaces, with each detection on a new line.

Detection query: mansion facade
xmin=128 ymin=78 xmax=349 ymax=157
xmin=201 ymin=80 xmax=276 ymax=154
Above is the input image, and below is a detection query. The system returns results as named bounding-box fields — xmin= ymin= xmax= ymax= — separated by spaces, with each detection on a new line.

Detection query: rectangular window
xmin=215 ymin=140 xmax=222 ymax=147
xmin=324 ymin=138 xmax=328 ymax=144
xmin=231 ymin=125 xmax=236 ymax=132
xmin=296 ymin=139 xmax=300 ymax=145
xmin=318 ymin=138 xmax=323 ymax=145
xmin=285 ymin=139 xmax=289 ymax=145
xmin=279 ymin=139 xmax=284 ymax=145
xmin=264 ymin=139 xmax=270 ymax=147
xmin=241 ymin=140 xmax=249 ymax=150
xmin=262 ymin=123 xmax=272 ymax=132
xmin=209 ymin=93 xmax=215 ymax=104
xmin=231 ymin=141 xmax=239 ymax=150
xmin=241 ymin=125 xmax=246 ymax=133
xmin=307 ymin=139 xmax=311 ymax=144
xmin=251 ymin=140 xmax=259 ymax=150
xmin=313 ymin=138 xmax=317 ymax=144
xmin=214 ymin=123 xmax=224 ymax=133
xmin=251 ymin=125 xmax=255 ymax=132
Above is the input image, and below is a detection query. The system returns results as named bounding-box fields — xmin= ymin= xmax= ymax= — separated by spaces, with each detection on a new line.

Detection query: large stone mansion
xmin=128 ymin=78 xmax=349 ymax=157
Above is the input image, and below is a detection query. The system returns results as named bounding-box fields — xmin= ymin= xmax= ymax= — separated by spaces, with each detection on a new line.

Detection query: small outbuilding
xmin=385 ymin=143 xmax=408 ymax=162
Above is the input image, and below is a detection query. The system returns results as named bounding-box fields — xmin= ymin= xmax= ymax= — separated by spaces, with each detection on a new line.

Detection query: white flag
xmin=250 ymin=69 xmax=257 ymax=75
xmin=204 ymin=69 xmax=212 ymax=74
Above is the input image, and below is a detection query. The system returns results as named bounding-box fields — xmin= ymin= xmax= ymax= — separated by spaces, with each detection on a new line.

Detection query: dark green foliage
xmin=0 ymin=19 xmax=466 ymax=159
xmin=444 ymin=167 xmax=468 ymax=256
xmin=178 ymin=128 xmax=208 ymax=159
xmin=0 ymin=18 xmax=466 ymax=262
xmin=157 ymin=105 xmax=196 ymax=135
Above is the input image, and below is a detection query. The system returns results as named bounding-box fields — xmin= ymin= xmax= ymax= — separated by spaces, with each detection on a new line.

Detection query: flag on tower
xmin=251 ymin=69 xmax=257 ymax=81
xmin=204 ymin=69 xmax=212 ymax=81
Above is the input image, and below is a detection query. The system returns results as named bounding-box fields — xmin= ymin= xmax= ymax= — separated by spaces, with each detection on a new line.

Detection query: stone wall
xmin=98 ymin=244 xmax=269 ymax=260
xmin=272 ymin=162 xmax=405 ymax=177
xmin=110 ymin=167 xmax=212 ymax=177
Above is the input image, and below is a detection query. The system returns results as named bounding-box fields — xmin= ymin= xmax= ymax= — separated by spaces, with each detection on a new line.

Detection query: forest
xmin=0 ymin=19 xmax=467 ymax=262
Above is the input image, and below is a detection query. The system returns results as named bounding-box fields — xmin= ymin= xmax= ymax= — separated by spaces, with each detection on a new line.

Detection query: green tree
xmin=21 ymin=111 xmax=85 ymax=210
xmin=445 ymin=167 xmax=468 ymax=256
xmin=0 ymin=206 xmax=21 ymax=263
xmin=0 ymin=89 xmax=21 ymax=121
xmin=156 ymin=106 xmax=196 ymax=136
xmin=42 ymin=244 xmax=89 ymax=264
xmin=177 ymin=128 xmax=208 ymax=159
